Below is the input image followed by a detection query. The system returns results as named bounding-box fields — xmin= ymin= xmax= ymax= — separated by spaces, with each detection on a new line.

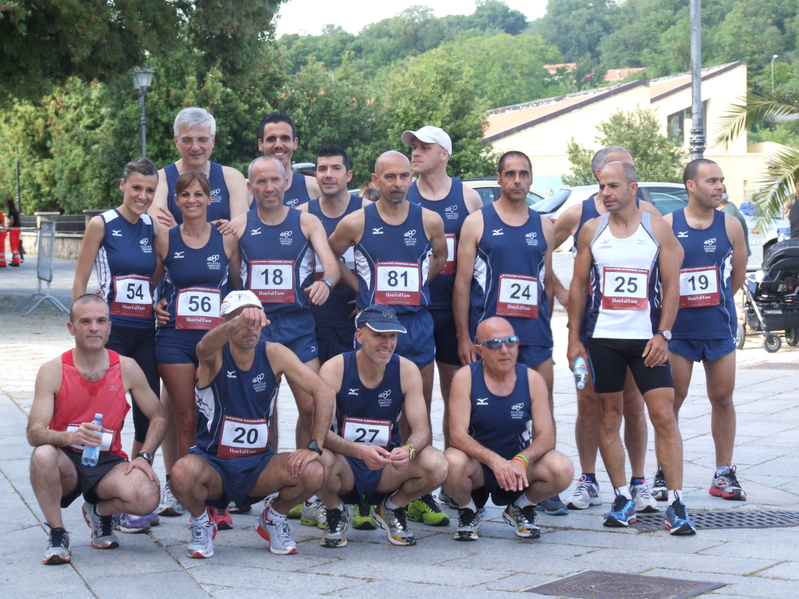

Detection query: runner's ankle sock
xmin=582 ymin=473 xmax=597 ymax=484
xmin=614 ymin=485 xmax=632 ymax=500
xmin=630 ymin=477 xmax=645 ymax=486
xmin=459 ymin=499 xmax=477 ymax=512
xmin=513 ymin=493 xmax=534 ymax=509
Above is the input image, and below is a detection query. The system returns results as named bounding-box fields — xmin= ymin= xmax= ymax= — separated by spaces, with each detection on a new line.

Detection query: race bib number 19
xmin=601 ymin=267 xmax=649 ymax=311
xmin=679 ymin=266 xmax=720 ymax=308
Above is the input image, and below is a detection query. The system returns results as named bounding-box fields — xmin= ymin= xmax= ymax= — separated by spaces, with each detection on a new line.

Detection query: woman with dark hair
xmin=73 ymin=157 xmax=163 ymax=532
xmin=152 ymin=171 xmax=241 ymax=526
xmin=4 ymin=199 xmax=21 ymax=266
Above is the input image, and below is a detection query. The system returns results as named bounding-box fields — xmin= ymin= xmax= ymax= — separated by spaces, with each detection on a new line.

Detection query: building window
xmin=667 ymin=101 xmax=709 ymax=146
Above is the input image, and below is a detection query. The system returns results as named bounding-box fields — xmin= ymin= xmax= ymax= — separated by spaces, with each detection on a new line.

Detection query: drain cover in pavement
xmin=526 ymin=570 xmax=724 ymax=599
xmin=631 ymin=509 xmax=799 ymax=533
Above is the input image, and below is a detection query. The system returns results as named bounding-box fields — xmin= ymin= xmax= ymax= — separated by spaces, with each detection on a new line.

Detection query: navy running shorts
xmin=262 ymin=310 xmax=319 ymax=363
xmin=472 ymin=463 xmax=525 ymax=509
xmin=154 ymin=327 xmax=204 ymax=366
xmin=430 ymin=308 xmax=460 ymax=366
xmin=669 ymin=338 xmax=736 ymax=363
xmin=189 ymin=446 xmax=275 ymax=510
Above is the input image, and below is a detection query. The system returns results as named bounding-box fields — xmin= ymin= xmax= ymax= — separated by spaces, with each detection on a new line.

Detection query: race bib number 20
xmin=217 ymin=416 xmax=269 ymax=459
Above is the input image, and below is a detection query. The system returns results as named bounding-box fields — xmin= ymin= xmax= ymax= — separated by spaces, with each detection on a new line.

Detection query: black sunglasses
xmin=479 ymin=335 xmax=520 ymax=350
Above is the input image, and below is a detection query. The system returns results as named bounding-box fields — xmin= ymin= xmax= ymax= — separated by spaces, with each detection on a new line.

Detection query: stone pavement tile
xmin=207 ymin=588 xmax=348 ymax=599
xmin=644 ymin=568 xmax=796 ymax=598
xmin=84 ymin=570 xmax=212 ymax=599
xmin=70 ymin=537 xmax=183 ymax=578
xmin=697 ymin=530 xmax=799 ymax=560
xmin=332 ymin=579 xmax=524 ymax=599
xmin=187 ymin=565 xmax=370 ymax=594
xmin=39 ymin=588 xmax=97 ymax=599
xmin=2 ymin=564 xmax=89 ymax=598
xmin=474 ymin=573 xmax=560 ymax=592
xmin=756 ymin=562 xmax=799 ymax=580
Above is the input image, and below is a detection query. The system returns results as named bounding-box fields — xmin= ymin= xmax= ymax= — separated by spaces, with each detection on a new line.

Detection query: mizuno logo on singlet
xmin=492 ymin=229 xmax=503 ymax=236
xmin=372 ymin=227 xmax=384 ymax=234
xmin=476 ymin=397 xmax=488 ymax=406
xmin=112 ymin=230 xmax=122 ymax=237
xmin=677 ymin=231 xmax=688 ymax=238
xmin=348 ymin=388 xmax=359 ymax=395
xmin=226 ymin=371 xmax=237 ymax=378
xmin=251 ymin=228 xmax=262 ymax=235
xmin=173 ymin=251 xmax=185 ymax=259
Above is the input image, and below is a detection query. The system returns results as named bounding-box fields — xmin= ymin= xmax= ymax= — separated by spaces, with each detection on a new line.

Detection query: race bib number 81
xmin=375 ymin=261 xmax=421 ymax=306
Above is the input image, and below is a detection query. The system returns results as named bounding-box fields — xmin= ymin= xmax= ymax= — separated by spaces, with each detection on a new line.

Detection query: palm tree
xmin=715 ymin=89 xmax=799 ymax=226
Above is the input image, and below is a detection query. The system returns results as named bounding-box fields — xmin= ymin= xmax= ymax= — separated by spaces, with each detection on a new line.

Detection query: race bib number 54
xmin=111 ymin=275 xmax=153 ymax=318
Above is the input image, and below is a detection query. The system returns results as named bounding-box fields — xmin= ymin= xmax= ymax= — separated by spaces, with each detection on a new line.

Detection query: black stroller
xmin=738 ymin=239 xmax=799 ymax=352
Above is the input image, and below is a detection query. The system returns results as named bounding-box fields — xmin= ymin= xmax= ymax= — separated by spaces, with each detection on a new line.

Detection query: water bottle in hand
xmin=573 ymin=358 xmax=588 ymax=390
xmin=81 ymin=413 xmax=104 ymax=467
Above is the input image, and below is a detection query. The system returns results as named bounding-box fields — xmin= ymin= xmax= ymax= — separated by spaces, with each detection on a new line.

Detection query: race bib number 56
xmin=176 ymin=287 xmax=221 ymax=330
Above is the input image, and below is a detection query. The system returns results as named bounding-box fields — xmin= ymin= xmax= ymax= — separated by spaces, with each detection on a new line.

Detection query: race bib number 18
xmin=601 ymin=267 xmax=649 ymax=311
xmin=249 ymin=259 xmax=295 ymax=303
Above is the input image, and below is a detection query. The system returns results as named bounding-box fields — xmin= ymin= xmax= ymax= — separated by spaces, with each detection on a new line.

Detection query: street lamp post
xmin=131 ymin=65 xmax=155 ymax=158
xmin=689 ymin=0 xmax=705 ymax=160
xmin=771 ymin=54 xmax=778 ymax=95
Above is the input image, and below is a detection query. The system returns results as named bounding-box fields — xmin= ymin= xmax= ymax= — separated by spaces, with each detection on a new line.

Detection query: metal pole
xmin=15 ymin=142 xmax=21 ymax=212
xmin=689 ymin=0 xmax=705 ymax=160
xmin=138 ymin=87 xmax=147 ymax=158
xmin=771 ymin=54 xmax=778 ymax=94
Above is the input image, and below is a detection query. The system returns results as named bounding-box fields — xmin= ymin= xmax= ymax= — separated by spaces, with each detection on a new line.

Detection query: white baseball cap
xmin=401 ymin=126 xmax=452 ymax=156
xmin=220 ymin=290 xmax=263 ymax=316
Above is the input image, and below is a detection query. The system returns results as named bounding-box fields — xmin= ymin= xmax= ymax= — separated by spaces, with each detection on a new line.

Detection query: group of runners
xmin=27 ymin=108 xmax=747 ymax=565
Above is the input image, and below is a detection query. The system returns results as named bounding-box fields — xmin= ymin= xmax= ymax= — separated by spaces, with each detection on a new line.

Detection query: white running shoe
xmin=157 ymin=485 xmax=185 ymax=517
xmin=256 ymin=509 xmax=298 ymax=555
xmin=567 ymin=475 xmax=602 ymax=510
xmin=631 ymin=479 xmax=658 ymax=513
xmin=187 ymin=510 xmax=217 ymax=559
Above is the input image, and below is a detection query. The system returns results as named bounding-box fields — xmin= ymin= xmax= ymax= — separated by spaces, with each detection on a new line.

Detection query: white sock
xmin=615 ymin=485 xmax=631 ymax=500
xmin=715 ymin=465 xmax=730 ymax=477
xmin=513 ymin=493 xmax=534 ymax=509
xmin=670 ymin=489 xmax=682 ymax=503
xmin=459 ymin=499 xmax=478 ymax=512
xmin=193 ymin=509 xmax=211 ymax=524
xmin=384 ymin=496 xmax=400 ymax=510
xmin=268 ymin=505 xmax=287 ymax=521
xmin=306 ymin=494 xmax=318 ymax=505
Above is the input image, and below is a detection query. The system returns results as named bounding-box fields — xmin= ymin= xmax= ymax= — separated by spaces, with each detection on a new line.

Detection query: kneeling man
xmin=443 ymin=317 xmax=573 ymax=541
xmin=316 ymin=305 xmax=449 ymax=548
xmin=28 ymin=295 xmax=167 ymax=564
xmin=169 ymin=290 xmax=335 ymax=558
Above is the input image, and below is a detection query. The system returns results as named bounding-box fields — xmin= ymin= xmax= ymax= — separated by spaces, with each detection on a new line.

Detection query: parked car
xmin=463 ymin=177 xmax=547 ymax=207
xmin=532 ymin=183 xmax=690 ymax=251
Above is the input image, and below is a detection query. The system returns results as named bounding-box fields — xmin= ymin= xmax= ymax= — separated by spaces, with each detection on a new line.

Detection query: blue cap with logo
xmin=355 ymin=305 xmax=407 ymax=334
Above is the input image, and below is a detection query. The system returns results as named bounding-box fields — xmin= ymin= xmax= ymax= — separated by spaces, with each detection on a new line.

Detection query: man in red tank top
xmin=27 ymin=295 xmax=167 ymax=565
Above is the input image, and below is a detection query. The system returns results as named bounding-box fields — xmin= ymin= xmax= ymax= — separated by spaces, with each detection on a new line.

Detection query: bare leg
xmin=159 ymin=387 xmax=178 ymax=474
xmin=30 ymin=446 xmax=78 ymax=529
xmin=93 ymin=463 xmax=160 ymax=516
xmin=597 ymin=390 xmax=627 ymax=487
xmin=158 ymin=363 xmax=198 ymax=459
xmin=703 ymin=352 xmax=737 ymax=467
xmin=436 ymin=361 xmax=460 ymax=447
xmin=644 ymin=387 xmax=683 ymax=491
xmin=287 ymin=357 xmax=320 ymax=449
xmin=621 ymin=368 xmax=648 ymax=478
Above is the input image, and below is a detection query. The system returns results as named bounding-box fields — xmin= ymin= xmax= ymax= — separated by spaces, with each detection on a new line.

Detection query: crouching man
xmin=28 ymin=295 xmax=167 ymax=564
xmin=443 ymin=317 xmax=573 ymax=541
xmin=315 ymin=305 xmax=449 ymax=548
xmin=169 ymin=290 xmax=335 ymax=558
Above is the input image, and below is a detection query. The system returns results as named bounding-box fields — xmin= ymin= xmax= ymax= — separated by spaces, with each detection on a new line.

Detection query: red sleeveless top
xmin=49 ymin=349 xmax=130 ymax=459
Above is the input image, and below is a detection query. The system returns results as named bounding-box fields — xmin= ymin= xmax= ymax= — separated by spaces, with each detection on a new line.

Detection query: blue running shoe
xmin=536 ymin=495 xmax=569 ymax=516
xmin=665 ymin=499 xmax=696 ymax=535
xmin=603 ymin=490 xmax=636 ymax=527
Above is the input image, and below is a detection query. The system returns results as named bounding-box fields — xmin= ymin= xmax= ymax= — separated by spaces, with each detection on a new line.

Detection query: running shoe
xmin=709 ymin=466 xmax=747 ymax=501
xmin=300 ymin=498 xmax=328 ymax=529
xmin=256 ymin=510 xmax=298 ymax=555
xmin=208 ymin=506 xmax=233 ymax=530
xmin=665 ymin=499 xmax=697 ymax=535
xmin=536 ymin=495 xmax=569 ymax=515
xmin=229 ymin=501 xmax=252 ymax=514
xmin=502 ymin=504 xmax=541 ymax=538
xmin=321 ymin=507 xmax=350 ymax=549
xmin=82 ymin=502 xmax=119 ymax=549
xmin=144 ymin=512 xmax=160 ymax=526
xmin=407 ymin=493 xmax=450 ymax=526
xmin=351 ymin=502 xmax=378 ymax=530
xmin=287 ymin=503 xmax=303 ymax=519
xmin=631 ymin=480 xmax=658 ymax=513
xmin=438 ymin=488 xmax=459 ymax=510
xmin=374 ymin=500 xmax=416 ymax=546
xmin=567 ymin=476 xmax=602 ymax=510
xmin=111 ymin=513 xmax=152 ymax=534
xmin=187 ymin=510 xmax=217 ymax=558
xmin=157 ymin=485 xmax=185 ymax=517
xmin=603 ymin=491 xmax=636 ymax=527
xmin=454 ymin=508 xmax=481 ymax=542
xmin=652 ymin=467 xmax=668 ymax=501
xmin=42 ymin=524 xmax=71 ymax=565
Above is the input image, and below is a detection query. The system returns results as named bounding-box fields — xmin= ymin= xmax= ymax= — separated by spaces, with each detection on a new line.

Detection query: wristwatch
xmin=404 ymin=445 xmax=416 ymax=461
xmin=656 ymin=330 xmax=672 ymax=341
xmin=135 ymin=452 xmax=154 ymax=466
xmin=321 ymin=278 xmax=333 ymax=289
xmin=307 ymin=439 xmax=323 ymax=455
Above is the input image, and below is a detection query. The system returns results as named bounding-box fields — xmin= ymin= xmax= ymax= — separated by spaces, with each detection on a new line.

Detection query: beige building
xmin=484 ymin=61 xmax=777 ymax=204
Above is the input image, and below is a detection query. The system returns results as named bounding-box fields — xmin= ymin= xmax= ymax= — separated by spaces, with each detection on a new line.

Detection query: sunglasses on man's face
xmin=479 ymin=335 xmax=520 ymax=350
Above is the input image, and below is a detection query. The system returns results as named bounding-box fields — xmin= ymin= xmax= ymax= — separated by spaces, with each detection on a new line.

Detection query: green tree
xmin=373 ymin=51 xmax=495 ymax=178
xmin=565 ymin=107 xmax=685 ymax=185
xmin=531 ymin=0 xmax=619 ymax=62
xmin=464 ymin=0 xmax=528 ymax=35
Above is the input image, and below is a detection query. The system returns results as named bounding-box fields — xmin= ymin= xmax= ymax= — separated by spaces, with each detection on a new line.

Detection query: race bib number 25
xmin=601 ymin=267 xmax=649 ymax=311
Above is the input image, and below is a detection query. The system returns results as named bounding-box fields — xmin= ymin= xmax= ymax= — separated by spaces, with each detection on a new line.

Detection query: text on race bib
xmin=496 ymin=274 xmax=539 ymax=319
xmin=342 ymin=417 xmax=392 ymax=449
xmin=249 ymin=259 xmax=295 ymax=303
xmin=375 ymin=261 xmax=421 ymax=306
xmin=111 ymin=275 xmax=153 ymax=318
xmin=176 ymin=287 xmax=222 ymax=330
xmin=601 ymin=267 xmax=649 ymax=311
xmin=67 ymin=425 xmax=114 ymax=452
xmin=679 ymin=266 xmax=720 ymax=308
xmin=440 ymin=233 xmax=457 ymax=275
xmin=217 ymin=415 xmax=269 ymax=459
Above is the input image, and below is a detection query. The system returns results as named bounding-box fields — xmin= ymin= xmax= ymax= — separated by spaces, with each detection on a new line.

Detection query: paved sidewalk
xmin=1 ymin=257 xmax=798 ymax=598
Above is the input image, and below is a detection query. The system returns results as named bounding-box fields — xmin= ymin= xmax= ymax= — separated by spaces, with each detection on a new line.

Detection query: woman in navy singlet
xmin=73 ymin=158 xmax=161 ymax=455
xmin=153 ymin=172 xmax=241 ymax=471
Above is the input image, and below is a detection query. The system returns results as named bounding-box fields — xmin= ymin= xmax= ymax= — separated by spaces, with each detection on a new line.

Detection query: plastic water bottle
xmin=573 ymin=358 xmax=588 ymax=390
xmin=81 ymin=413 xmax=104 ymax=467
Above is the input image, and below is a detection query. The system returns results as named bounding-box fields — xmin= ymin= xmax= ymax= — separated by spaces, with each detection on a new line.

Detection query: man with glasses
xmin=150 ymin=107 xmax=250 ymax=227
xmin=442 ymin=317 xmax=572 ymax=541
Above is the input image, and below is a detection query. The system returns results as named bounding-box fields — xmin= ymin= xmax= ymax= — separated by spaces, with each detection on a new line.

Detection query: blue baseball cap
xmin=355 ymin=305 xmax=407 ymax=333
